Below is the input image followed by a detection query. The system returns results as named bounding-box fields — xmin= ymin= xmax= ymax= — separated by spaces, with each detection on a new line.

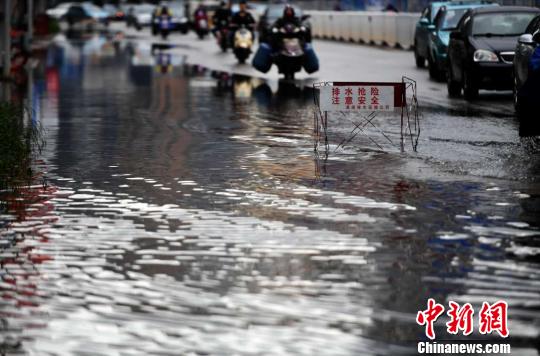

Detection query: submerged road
xmin=0 ymin=24 xmax=539 ymax=355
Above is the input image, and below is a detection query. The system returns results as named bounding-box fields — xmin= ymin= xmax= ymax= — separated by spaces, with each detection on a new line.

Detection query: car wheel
xmin=447 ymin=63 xmax=461 ymax=97
xmin=414 ymin=44 xmax=426 ymax=68
xmin=428 ymin=55 xmax=442 ymax=81
xmin=463 ymin=70 xmax=478 ymax=101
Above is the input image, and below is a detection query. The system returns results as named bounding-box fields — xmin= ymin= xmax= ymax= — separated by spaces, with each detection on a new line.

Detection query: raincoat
xmin=517 ymin=45 xmax=540 ymax=134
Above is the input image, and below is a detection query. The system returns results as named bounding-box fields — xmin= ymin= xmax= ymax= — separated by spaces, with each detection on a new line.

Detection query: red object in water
xmin=29 ymin=254 xmax=54 ymax=264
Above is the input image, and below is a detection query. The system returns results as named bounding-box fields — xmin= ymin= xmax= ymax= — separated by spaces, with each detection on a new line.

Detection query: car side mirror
xmin=301 ymin=14 xmax=310 ymax=21
xmin=419 ymin=18 xmax=429 ymax=26
xmin=518 ymin=33 xmax=534 ymax=45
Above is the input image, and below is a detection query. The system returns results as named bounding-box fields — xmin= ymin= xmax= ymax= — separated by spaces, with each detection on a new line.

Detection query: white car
xmin=46 ymin=2 xmax=73 ymax=20
xmin=132 ymin=4 xmax=156 ymax=30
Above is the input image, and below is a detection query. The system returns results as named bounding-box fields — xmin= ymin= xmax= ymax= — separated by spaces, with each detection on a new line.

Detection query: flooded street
xmin=1 ymin=31 xmax=540 ymax=355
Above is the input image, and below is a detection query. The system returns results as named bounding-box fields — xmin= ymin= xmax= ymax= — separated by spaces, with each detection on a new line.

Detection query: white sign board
xmin=319 ymin=85 xmax=395 ymax=112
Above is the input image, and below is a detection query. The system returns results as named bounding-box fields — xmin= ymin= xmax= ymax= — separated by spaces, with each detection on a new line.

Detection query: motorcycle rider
xmin=153 ymin=3 xmax=172 ymax=35
xmin=193 ymin=3 xmax=209 ymax=38
xmin=154 ymin=3 xmax=172 ymax=18
xmin=213 ymin=1 xmax=232 ymax=33
xmin=194 ymin=3 xmax=206 ymax=15
xmin=517 ymin=29 xmax=540 ymax=123
xmin=270 ymin=5 xmax=311 ymax=48
xmin=252 ymin=3 xmax=318 ymax=77
xmin=193 ymin=3 xmax=208 ymax=22
xmin=229 ymin=0 xmax=256 ymax=43
xmin=530 ymin=30 xmax=540 ymax=72
xmin=272 ymin=5 xmax=301 ymax=30
xmin=212 ymin=1 xmax=232 ymax=47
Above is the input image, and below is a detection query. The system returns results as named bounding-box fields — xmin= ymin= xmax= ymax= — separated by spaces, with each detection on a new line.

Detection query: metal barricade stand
xmin=313 ymin=77 xmax=420 ymax=156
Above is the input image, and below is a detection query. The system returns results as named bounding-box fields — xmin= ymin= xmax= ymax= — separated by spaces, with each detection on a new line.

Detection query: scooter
xmin=273 ymin=24 xmax=305 ymax=80
xmin=194 ymin=10 xmax=209 ymax=39
xmin=233 ymin=26 xmax=253 ymax=64
xmin=215 ymin=20 xmax=229 ymax=52
xmin=157 ymin=14 xmax=171 ymax=40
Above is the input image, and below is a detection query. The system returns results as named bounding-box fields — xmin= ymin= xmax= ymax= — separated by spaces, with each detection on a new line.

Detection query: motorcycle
xmin=215 ymin=20 xmax=229 ymax=52
xmin=155 ymin=14 xmax=171 ymax=40
xmin=233 ymin=26 xmax=253 ymax=64
xmin=194 ymin=10 xmax=209 ymax=39
xmin=272 ymin=24 xmax=306 ymax=80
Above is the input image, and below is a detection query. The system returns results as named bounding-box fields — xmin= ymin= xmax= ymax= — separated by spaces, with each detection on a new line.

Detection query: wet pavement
xmin=1 ymin=29 xmax=540 ymax=355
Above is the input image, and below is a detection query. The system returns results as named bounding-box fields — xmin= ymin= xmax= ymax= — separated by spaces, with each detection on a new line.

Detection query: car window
xmin=169 ymin=5 xmax=185 ymax=17
xmin=439 ymin=8 xmax=468 ymax=30
xmin=431 ymin=6 xmax=442 ymax=22
xmin=135 ymin=5 xmax=154 ymax=14
xmin=472 ymin=12 xmax=538 ymax=36
xmin=433 ymin=8 xmax=444 ymax=27
xmin=454 ymin=13 xmax=470 ymax=33
xmin=82 ymin=3 xmax=101 ymax=13
xmin=525 ymin=15 xmax=540 ymax=34
xmin=421 ymin=7 xmax=430 ymax=20
xmin=69 ymin=6 xmax=85 ymax=17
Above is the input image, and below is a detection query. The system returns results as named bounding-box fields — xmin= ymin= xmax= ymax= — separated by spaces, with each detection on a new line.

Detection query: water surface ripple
xmin=1 ymin=34 xmax=539 ymax=355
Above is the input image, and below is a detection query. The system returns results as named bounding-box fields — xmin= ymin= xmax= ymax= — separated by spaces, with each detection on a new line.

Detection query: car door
xmin=416 ymin=6 xmax=431 ymax=58
xmin=451 ymin=13 xmax=471 ymax=83
xmin=515 ymin=15 xmax=540 ymax=88
xmin=449 ymin=14 xmax=465 ymax=82
xmin=429 ymin=8 xmax=445 ymax=60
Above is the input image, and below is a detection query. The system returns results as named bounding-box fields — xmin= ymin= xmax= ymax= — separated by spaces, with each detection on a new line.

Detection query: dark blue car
xmin=414 ymin=1 xmax=448 ymax=68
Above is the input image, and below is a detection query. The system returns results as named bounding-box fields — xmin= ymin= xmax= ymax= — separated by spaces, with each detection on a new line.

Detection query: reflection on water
xmin=1 ymin=33 xmax=540 ymax=355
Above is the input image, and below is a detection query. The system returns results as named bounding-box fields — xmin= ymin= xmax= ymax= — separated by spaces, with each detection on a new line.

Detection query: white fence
xmin=306 ymin=11 xmax=420 ymax=49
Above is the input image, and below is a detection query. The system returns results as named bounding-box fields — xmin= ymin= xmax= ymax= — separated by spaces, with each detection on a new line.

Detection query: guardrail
xmin=305 ymin=11 xmax=420 ymax=50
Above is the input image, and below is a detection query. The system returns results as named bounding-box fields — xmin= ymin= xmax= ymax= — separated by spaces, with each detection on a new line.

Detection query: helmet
xmin=534 ymin=29 xmax=540 ymax=44
xmin=283 ymin=4 xmax=295 ymax=18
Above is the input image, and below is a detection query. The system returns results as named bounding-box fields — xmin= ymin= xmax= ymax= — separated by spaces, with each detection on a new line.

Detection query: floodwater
xmin=1 ymin=32 xmax=540 ymax=355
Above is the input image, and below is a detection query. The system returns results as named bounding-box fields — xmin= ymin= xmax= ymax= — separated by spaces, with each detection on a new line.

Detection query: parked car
xmin=103 ymin=4 xmax=125 ymax=21
xmin=168 ymin=2 xmax=190 ymax=34
xmin=427 ymin=1 xmax=497 ymax=80
xmin=257 ymin=4 xmax=309 ymax=44
xmin=65 ymin=3 xmax=109 ymax=29
xmin=447 ymin=6 xmax=540 ymax=100
xmin=46 ymin=2 xmax=74 ymax=20
xmin=82 ymin=3 xmax=109 ymax=23
xmin=414 ymin=1 xmax=448 ymax=67
xmin=128 ymin=4 xmax=155 ymax=31
xmin=514 ymin=14 xmax=540 ymax=109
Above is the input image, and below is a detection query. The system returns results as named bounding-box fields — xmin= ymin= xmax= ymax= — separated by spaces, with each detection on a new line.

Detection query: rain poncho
xmin=529 ymin=46 xmax=540 ymax=73
xmin=517 ymin=45 xmax=540 ymax=132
